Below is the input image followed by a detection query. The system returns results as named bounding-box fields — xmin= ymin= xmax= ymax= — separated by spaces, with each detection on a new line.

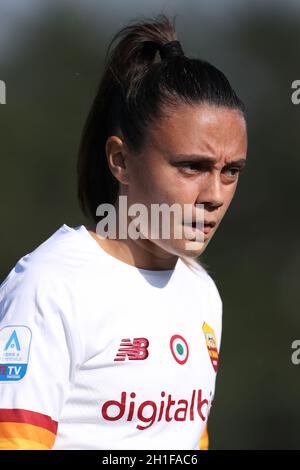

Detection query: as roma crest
xmin=202 ymin=322 xmax=219 ymax=372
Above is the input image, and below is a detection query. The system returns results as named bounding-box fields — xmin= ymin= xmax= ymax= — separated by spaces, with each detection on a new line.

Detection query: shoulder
xmin=180 ymin=256 xmax=222 ymax=305
xmin=1 ymin=224 xmax=96 ymax=294
xmin=0 ymin=227 xmax=84 ymax=363
xmin=0 ymin=225 xmax=89 ymax=315
xmin=179 ymin=256 xmax=223 ymax=346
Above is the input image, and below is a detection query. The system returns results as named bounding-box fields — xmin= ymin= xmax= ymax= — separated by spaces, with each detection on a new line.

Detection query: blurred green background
xmin=0 ymin=0 xmax=299 ymax=449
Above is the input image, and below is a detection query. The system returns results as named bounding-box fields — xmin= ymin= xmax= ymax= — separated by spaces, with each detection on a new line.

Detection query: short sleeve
xmin=0 ymin=264 xmax=81 ymax=449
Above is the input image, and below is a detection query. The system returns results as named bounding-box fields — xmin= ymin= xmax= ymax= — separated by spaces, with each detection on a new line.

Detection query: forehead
xmin=146 ymin=103 xmax=247 ymax=157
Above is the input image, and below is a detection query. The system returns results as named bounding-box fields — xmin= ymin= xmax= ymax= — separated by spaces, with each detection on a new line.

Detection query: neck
xmin=87 ymin=222 xmax=179 ymax=271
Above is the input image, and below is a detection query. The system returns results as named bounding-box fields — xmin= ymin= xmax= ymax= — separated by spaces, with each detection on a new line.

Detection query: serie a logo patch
xmin=0 ymin=325 xmax=32 ymax=381
xmin=202 ymin=322 xmax=219 ymax=372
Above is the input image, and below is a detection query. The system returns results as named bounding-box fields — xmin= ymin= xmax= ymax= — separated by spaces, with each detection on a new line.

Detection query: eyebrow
xmin=171 ymin=154 xmax=247 ymax=169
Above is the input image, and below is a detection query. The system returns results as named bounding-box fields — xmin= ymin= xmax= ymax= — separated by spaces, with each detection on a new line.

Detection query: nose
xmin=196 ymin=172 xmax=224 ymax=209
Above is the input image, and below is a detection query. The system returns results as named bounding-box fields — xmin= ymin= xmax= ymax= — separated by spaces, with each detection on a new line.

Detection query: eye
xmin=179 ymin=163 xmax=202 ymax=173
xmin=223 ymin=167 xmax=242 ymax=178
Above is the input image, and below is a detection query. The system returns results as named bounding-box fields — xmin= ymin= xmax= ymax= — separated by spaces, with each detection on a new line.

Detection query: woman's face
xmin=117 ymin=103 xmax=248 ymax=258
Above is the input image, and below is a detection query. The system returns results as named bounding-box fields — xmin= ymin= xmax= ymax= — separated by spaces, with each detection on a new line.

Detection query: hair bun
xmin=159 ymin=40 xmax=184 ymax=60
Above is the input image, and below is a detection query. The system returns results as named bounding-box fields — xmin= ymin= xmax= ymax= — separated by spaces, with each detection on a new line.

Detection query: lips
xmin=193 ymin=221 xmax=216 ymax=228
xmin=186 ymin=220 xmax=216 ymax=229
xmin=182 ymin=220 xmax=216 ymax=238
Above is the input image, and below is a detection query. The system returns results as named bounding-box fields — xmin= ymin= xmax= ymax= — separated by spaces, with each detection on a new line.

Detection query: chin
xmin=171 ymin=238 xmax=208 ymax=258
xmin=184 ymin=243 xmax=207 ymax=258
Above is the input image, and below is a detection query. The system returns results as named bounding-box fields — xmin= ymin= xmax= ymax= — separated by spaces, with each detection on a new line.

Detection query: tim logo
xmin=114 ymin=338 xmax=149 ymax=362
xmin=0 ymin=365 xmax=23 ymax=379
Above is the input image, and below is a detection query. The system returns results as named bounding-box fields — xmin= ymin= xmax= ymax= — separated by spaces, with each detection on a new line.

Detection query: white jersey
xmin=0 ymin=224 xmax=222 ymax=450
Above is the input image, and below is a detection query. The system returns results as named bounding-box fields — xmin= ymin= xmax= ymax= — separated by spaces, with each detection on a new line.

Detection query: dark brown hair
xmin=77 ymin=14 xmax=246 ymax=223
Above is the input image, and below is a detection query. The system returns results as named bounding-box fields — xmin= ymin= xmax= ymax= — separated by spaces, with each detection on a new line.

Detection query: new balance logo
xmin=114 ymin=338 xmax=149 ymax=361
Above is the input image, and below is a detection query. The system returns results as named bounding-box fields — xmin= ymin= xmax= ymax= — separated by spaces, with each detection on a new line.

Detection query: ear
xmin=105 ymin=135 xmax=129 ymax=185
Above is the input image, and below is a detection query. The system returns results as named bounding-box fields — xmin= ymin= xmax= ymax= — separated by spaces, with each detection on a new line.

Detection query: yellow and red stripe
xmin=0 ymin=409 xmax=58 ymax=450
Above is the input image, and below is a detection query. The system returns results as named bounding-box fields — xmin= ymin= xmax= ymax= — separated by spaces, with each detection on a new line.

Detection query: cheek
xmin=219 ymin=184 xmax=238 ymax=218
xmin=225 ymin=182 xmax=238 ymax=203
xmin=127 ymin=162 xmax=163 ymax=207
xmin=171 ymin=174 xmax=205 ymax=204
xmin=138 ymin=164 xmax=175 ymax=202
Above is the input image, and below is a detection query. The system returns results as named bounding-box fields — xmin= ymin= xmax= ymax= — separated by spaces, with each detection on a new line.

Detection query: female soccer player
xmin=0 ymin=15 xmax=247 ymax=450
